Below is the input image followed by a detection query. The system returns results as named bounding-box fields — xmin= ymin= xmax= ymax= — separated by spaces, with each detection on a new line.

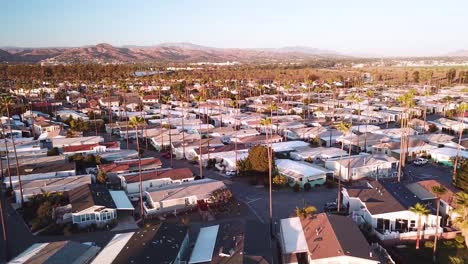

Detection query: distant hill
xmin=446 ymin=49 xmax=468 ymax=57
xmin=0 ymin=43 xmax=348 ymax=64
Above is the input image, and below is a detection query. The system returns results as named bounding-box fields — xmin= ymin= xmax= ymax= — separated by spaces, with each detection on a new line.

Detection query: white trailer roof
xmin=276 ymin=159 xmax=328 ymax=179
xmin=189 ymin=225 xmax=219 ymax=264
xmin=90 ymin=232 xmax=135 ymax=264
xmin=109 ymin=190 xmax=134 ymax=210
xmin=280 ymin=217 xmax=308 ymax=254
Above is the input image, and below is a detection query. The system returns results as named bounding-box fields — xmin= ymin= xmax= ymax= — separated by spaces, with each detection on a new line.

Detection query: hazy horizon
xmin=2 ymin=0 xmax=468 ymax=57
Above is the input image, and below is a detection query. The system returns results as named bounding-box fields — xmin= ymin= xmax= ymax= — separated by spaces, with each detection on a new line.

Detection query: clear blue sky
xmin=1 ymin=0 xmax=467 ymax=56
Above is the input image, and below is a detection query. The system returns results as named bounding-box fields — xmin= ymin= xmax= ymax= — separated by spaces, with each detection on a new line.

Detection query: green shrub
xmin=443 ymin=240 xmax=455 ymax=248
xmin=273 ymin=175 xmax=287 ymax=187
xmin=424 ymin=241 xmax=434 ymax=248
xmin=47 ymin=147 xmax=59 ymax=156
xmin=448 ymin=256 xmax=464 ymax=264
xmin=304 ymin=183 xmax=311 ymax=191
xmin=455 ymin=234 xmax=465 ymax=245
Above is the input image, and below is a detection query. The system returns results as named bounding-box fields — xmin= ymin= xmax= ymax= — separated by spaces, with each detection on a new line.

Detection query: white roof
xmin=431 ymin=147 xmax=468 ymax=158
xmin=9 ymin=243 xmax=49 ymax=263
xmin=271 ymin=141 xmax=309 ymax=152
xmin=280 ymin=217 xmax=308 ymax=254
xmin=276 ymin=159 xmax=328 ymax=179
xmin=189 ymin=225 xmax=219 ymax=264
xmin=90 ymin=232 xmax=135 ymax=264
xmin=109 ymin=190 xmax=134 ymax=210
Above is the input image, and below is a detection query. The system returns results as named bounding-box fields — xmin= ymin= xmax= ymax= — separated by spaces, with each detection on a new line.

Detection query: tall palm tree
xmin=422 ymin=89 xmax=432 ymax=133
xmin=409 ymin=203 xmax=430 ymax=249
xmin=453 ymin=192 xmax=468 ymax=247
xmin=0 ymin=189 xmax=8 ymax=260
xmin=431 ymin=185 xmax=447 ymax=260
xmin=396 ymin=92 xmax=416 ymax=182
xmin=195 ymin=96 xmax=205 ymax=178
xmin=1 ymin=123 xmax=12 ymax=188
xmin=2 ymin=97 xmax=24 ymax=205
xmin=336 ymin=122 xmax=351 ymax=212
xmin=344 ymin=101 xmax=355 ymax=182
xmin=452 ymin=103 xmax=467 ymax=182
xmin=129 ymin=116 xmax=145 ymax=218
xmin=180 ymin=88 xmax=188 ymax=160
xmin=120 ymin=82 xmax=130 ymax=149
xmin=347 ymin=94 xmax=363 ymax=152
xmin=363 ymin=90 xmax=375 ymax=152
xmin=260 ymin=117 xmax=273 ymax=235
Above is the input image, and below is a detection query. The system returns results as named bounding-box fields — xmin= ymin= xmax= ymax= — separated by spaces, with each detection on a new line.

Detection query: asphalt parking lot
xmin=404 ymin=161 xmax=453 ymax=185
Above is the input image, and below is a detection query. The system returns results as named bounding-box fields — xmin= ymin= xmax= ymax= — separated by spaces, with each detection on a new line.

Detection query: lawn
xmin=389 ymin=239 xmax=468 ymax=264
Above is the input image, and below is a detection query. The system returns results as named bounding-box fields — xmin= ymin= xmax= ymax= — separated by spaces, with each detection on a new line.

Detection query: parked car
xmin=225 ymin=170 xmax=236 ymax=177
xmin=323 ymin=202 xmax=346 ymax=212
xmin=413 ymin=158 xmax=428 ymax=166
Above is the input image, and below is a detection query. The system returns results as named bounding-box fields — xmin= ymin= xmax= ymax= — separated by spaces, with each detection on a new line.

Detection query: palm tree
xmin=260 ymin=117 xmax=273 ymax=236
xmin=195 ymin=96 xmax=205 ymax=178
xmin=409 ymin=203 xmax=430 ymax=249
xmin=363 ymin=90 xmax=374 ymax=152
xmin=2 ymin=97 xmax=24 ymax=205
xmin=129 ymin=116 xmax=145 ymax=218
xmin=344 ymin=99 xmax=355 ymax=182
xmin=120 ymin=82 xmax=130 ymax=149
xmin=396 ymin=92 xmax=416 ymax=182
xmin=0 ymin=189 xmax=8 ymax=260
xmin=453 ymin=192 xmax=468 ymax=247
xmin=452 ymin=103 xmax=467 ymax=182
xmin=422 ymin=89 xmax=432 ymax=133
xmin=1 ymin=123 xmax=13 ymax=188
xmin=336 ymin=121 xmax=351 ymax=212
xmin=347 ymin=94 xmax=363 ymax=152
xmin=431 ymin=185 xmax=447 ymax=260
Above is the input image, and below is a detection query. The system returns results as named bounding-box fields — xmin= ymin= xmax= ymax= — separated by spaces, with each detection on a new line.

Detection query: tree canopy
xmin=237 ymin=145 xmax=274 ymax=176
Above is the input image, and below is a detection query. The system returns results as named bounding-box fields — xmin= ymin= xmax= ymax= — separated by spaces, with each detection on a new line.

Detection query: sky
xmin=1 ymin=0 xmax=467 ymax=57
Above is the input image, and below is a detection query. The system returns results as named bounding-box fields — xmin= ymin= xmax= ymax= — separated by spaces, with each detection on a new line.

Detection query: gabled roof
xmin=68 ymin=184 xmax=116 ymax=213
xmin=98 ymin=157 xmax=162 ymax=174
xmin=10 ymin=241 xmax=100 ymax=264
xmin=301 ymin=213 xmax=377 ymax=261
xmin=336 ymin=154 xmax=398 ymax=168
xmin=123 ymin=167 xmax=193 ymax=184
xmin=345 ymin=180 xmax=406 ymax=215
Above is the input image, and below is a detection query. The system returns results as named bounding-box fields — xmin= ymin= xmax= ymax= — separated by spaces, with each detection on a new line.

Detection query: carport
xmin=109 ymin=190 xmax=135 ymax=216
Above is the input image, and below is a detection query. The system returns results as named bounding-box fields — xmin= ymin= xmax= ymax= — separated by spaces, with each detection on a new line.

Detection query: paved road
xmin=141 ymin=144 xmax=339 ymax=225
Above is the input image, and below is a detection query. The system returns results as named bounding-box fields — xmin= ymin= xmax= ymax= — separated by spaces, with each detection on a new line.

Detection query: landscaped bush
xmin=455 ymin=234 xmax=465 ymax=245
xmin=272 ymin=175 xmax=287 ymax=188
xmin=47 ymin=147 xmax=59 ymax=156
xmin=304 ymin=183 xmax=311 ymax=191
xmin=424 ymin=241 xmax=434 ymax=248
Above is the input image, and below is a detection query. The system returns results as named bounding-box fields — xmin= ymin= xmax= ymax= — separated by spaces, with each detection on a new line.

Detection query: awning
xmin=280 ymin=217 xmax=308 ymax=254
xmin=189 ymin=225 xmax=219 ymax=264
xmin=109 ymin=190 xmax=134 ymax=210
xmin=90 ymin=232 xmax=134 ymax=264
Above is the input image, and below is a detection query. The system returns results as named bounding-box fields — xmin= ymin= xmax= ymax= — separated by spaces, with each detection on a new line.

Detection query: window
xmin=81 ymin=215 xmax=86 ymax=222
xmin=73 ymin=215 xmax=81 ymax=223
xmin=90 ymin=214 xmax=95 ymax=220
xmin=86 ymin=214 xmax=91 ymax=221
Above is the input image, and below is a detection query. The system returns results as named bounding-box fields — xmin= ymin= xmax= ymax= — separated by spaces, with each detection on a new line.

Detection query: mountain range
xmin=1 ymin=43 xmax=467 ymax=64
xmin=0 ymin=43 xmax=347 ymax=64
